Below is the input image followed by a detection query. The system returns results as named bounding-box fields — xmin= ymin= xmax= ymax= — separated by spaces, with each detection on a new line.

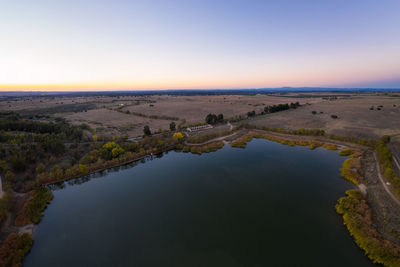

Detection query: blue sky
xmin=1 ymin=0 xmax=399 ymax=90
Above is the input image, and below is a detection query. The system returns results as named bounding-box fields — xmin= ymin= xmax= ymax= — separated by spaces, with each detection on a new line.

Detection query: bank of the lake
xmin=24 ymin=139 xmax=376 ymax=267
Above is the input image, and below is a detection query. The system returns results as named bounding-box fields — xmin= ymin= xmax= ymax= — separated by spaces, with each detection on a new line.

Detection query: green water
xmin=24 ymin=139 xmax=376 ymax=267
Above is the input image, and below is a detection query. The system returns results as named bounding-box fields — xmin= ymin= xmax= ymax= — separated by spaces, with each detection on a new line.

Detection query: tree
xmin=173 ymin=132 xmax=184 ymax=141
xmin=217 ymin=114 xmax=224 ymax=122
xmin=169 ymin=122 xmax=176 ymax=132
xmin=247 ymin=111 xmax=256 ymax=117
xmin=111 ymin=147 xmax=125 ymax=158
xmin=100 ymin=142 xmax=124 ymax=160
xmin=205 ymin=114 xmax=218 ymax=124
xmin=143 ymin=125 xmax=151 ymax=136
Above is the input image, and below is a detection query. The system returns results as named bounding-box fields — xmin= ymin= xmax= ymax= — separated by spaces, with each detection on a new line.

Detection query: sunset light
xmin=1 ymin=0 xmax=399 ymax=91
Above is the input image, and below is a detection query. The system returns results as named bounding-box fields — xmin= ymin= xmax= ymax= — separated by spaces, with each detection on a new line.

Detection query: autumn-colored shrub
xmin=340 ymin=158 xmax=361 ymax=184
xmin=336 ymin=190 xmax=400 ymax=266
xmin=339 ymin=148 xmax=354 ymax=156
xmin=189 ymin=142 xmax=224 ymax=154
xmin=0 ymin=232 xmax=32 ymax=267
xmin=322 ymin=144 xmax=338 ymax=150
xmin=15 ymin=187 xmax=53 ymax=226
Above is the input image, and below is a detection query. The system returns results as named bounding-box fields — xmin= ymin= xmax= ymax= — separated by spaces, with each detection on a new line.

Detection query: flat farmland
xmin=2 ymin=92 xmax=400 ymax=139
xmin=121 ymin=94 xmax=316 ymax=124
xmin=246 ymin=95 xmax=400 ymax=139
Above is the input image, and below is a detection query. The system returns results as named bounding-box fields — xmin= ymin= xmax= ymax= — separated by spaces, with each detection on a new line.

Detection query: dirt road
xmin=373 ymin=152 xmax=400 ymax=207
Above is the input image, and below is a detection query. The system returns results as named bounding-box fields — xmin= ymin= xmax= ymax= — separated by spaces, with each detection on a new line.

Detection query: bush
xmin=322 ymin=144 xmax=338 ymax=150
xmin=0 ymin=232 xmax=33 ymax=267
xmin=339 ymin=148 xmax=354 ymax=156
xmin=100 ymin=142 xmax=125 ymax=160
xmin=340 ymin=158 xmax=360 ymax=184
xmin=336 ymin=190 xmax=400 ymax=266
xmin=331 ymin=115 xmax=338 ymax=119
xmin=189 ymin=142 xmax=224 ymax=154
xmin=15 ymin=187 xmax=53 ymax=226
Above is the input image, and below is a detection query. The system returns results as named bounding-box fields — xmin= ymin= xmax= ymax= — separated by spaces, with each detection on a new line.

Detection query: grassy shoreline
xmin=336 ymin=190 xmax=400 ymax=267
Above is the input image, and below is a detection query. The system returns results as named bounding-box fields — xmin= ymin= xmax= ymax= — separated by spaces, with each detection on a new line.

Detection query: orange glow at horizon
xmin=1 ymin=70 xmax=399 ymax=91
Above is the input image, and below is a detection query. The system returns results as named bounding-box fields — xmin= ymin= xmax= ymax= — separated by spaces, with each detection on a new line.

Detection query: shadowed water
xmin=24 ymin=139 xmax=376 ymax=267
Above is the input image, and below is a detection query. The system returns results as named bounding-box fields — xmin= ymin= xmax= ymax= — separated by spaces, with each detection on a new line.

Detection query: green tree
xmin=143 ymin=125 xmax=151 ymax=136
xmin=205 ymin=114 xmax=218 ymax=124
xmin=169 ymin=122 xmax=176 ymax=132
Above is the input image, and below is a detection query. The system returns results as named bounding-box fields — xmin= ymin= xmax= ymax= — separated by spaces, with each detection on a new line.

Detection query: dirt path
xmin=17 ymin=224 xmax=34 ymax=235
xmin=390 ymin=145 xmax=400 ymax=173
xmin=185 ymin=132 xmax=239 ymax=146
xmin=393 ymin=156 xmax=400 ymax=172
xmin=373 ymin=152 xmax=400 ymax=207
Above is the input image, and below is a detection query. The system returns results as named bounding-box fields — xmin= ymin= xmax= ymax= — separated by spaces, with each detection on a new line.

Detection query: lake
xmin=24 ymin=139 xmax=376 ymax=267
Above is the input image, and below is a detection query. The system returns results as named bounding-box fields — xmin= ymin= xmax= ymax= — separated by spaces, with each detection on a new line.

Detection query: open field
xmin=1 ymin=92 xmax=400 ymax=140
xmin=120 ymin=94 xmax=316 ymax=124
xmin=245 ymin=94 xmax=400 ymax=139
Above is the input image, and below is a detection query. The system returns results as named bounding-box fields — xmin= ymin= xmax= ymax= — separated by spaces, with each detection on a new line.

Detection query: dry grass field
xmin=121 ymin=94 xmax=316 ymax=124
xmin=246 ymin=94 xmax=400 ymax=139
xmin=1 ymin=92 xmax=400 ymax=140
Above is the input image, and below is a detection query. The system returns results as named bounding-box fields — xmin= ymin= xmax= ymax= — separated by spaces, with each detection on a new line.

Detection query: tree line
xmin=205 ymin=114 xmax=224 ymax=125
xmin=247 ymin=102 xmax=300 ymax=118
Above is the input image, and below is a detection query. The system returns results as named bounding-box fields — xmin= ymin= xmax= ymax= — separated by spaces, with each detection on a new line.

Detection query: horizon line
xmin=1 ymin=87 xmax=400 ymax=93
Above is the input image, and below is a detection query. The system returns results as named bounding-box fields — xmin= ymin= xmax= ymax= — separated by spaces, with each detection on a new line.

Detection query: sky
xmin=0 ymin=0 xmax=400 ymax=91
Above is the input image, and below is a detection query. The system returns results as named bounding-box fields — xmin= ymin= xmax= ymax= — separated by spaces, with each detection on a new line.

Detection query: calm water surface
xmin=24 ymin=139 xmax=376 ymax=267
